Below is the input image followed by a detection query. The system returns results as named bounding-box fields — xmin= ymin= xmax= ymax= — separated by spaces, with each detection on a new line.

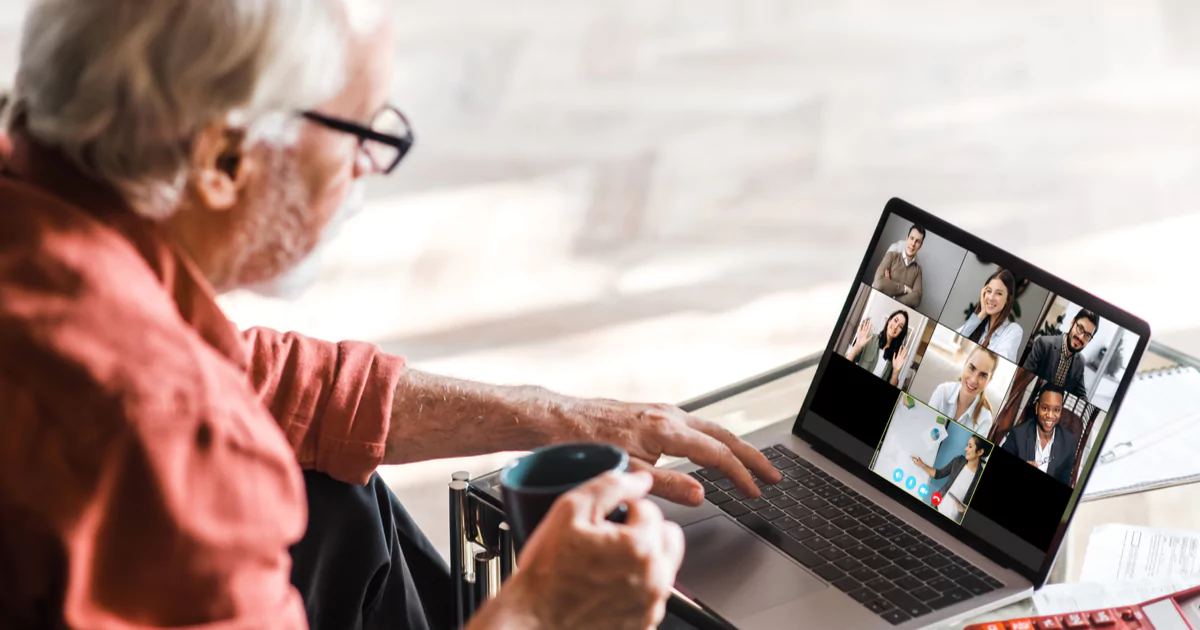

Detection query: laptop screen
xmin=795 ymin=199 xmax=1149 ymax=583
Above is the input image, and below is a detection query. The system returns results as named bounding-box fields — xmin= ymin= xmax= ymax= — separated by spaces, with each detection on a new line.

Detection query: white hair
xmin=7 ymin=0 xmax=382 ymax=219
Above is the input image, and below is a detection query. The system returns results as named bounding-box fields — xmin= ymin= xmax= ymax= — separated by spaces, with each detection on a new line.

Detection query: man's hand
xmin=564 ymin=397 xmax=782 ymax=506
xmin=884 ymin=268 xmax=891 ymax=280
xmin=467 ymin=472 xmax=684 ymax=630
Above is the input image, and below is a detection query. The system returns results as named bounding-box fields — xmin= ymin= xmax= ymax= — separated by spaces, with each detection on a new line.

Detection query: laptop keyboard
xmin=691 ymin=444 xmax=1005 ymax=626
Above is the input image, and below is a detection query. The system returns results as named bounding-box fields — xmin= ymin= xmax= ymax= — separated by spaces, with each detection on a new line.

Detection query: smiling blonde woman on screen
xmin=956 ymin=269 xmax=1022 ymax=362
xmin=927 ymin=346 xmax=999 ymax=436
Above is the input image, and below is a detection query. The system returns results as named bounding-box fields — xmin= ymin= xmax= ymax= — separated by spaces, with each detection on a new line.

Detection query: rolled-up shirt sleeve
xmin=242 ymin=327 xmax=406 ymax=485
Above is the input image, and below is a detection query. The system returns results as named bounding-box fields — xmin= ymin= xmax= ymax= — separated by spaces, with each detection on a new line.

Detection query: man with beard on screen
xmin=1023 ymin=309 xmax=1100 ymax=400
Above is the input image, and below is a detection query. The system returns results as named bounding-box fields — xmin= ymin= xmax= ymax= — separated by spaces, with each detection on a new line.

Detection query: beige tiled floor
xmin=4 ymin=0 xmax=1200 ymax=563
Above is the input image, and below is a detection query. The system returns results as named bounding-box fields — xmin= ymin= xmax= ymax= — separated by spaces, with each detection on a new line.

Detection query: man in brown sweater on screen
xmin=873 ymin=223 xmax=925 ymax=308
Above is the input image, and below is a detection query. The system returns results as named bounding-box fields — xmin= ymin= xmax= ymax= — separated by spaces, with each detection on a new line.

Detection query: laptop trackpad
xmin=678 ymin=515 xmax=826 ymax=622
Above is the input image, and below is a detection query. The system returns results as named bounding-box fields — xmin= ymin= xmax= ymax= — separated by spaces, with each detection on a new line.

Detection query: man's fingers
xmin=631 ymin=459 xmax=703 ymax=506
xmin=655 ymin=425 xmax=760 ymax=498
xmin=690 ymin=418 xmax=782 ymax=486
xmin=558 ymin=470 xmax=654 ymax=523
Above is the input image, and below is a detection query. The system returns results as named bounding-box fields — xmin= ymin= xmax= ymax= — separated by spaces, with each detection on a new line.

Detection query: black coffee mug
xmin=499 ymin=442 xmax=629 ymax=549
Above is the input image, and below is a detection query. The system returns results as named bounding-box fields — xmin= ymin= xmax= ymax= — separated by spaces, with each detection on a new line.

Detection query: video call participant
xmin=956 ymin=269 xmax=1023 ymax=362
xmin=1001 ymin=384 xmax=1078 ymax=485
xmin=873 ymin=224 xmax=925 ymax=308
xmin=1022 ymin=309 xmax=1100 ymax=400
xmin=846 ymin=309 xmax=909 ymax=387
xmin=910 ymin=435 xmax=991 ymax=522
xmin=926 ymin=346 xmax=998 ymax=437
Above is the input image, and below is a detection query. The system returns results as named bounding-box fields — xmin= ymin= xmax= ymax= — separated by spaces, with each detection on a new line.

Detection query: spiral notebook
xmin=1083 ymin=365 xmax=1200 ymax=500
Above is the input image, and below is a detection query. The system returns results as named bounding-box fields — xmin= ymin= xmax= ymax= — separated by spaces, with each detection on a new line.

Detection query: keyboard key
xmin=689 ymin=471 xmax=703 ymax=481
xmin=893 ymin=575 xmax=922 ymax=591
xmin=734 ymin=510 xmax=828 ymax=569
xmin=814 ymin=524 xmax=840 ymax=539
xmin=876 ymin=524 xmax=903 ymax=538
xmin=940 ymin=565 xmax=969 ymax=579
xmin=697 ymin=468 xmax=726 ymax=482
xmin=784 ymin=467 xmax=810 ymax=480
xmin=784 ymin=505 xmax=811 ymax=519
xmin=880 ymin=588 xmax=932 ymax=618
xmin=893 ymin=534 xmax=918 ymax=549
xmin=879 ymin=545 xmax=907 ymax=560
xmin=719 ymin=502 xmax=750 ymax=517
xmin=911 ymin=567 xmax=939 ymax=582
xmin=802 ymin=536 xmax=831 ymax=551
xmin=775 ymin=478 xmax=799 ymax=491
xmin=830 ymin=535 xmax=858 ymax=550
xmin=714 ymin=478 xmax=736 ymax=491
xmin=908 ymin=544 xmax=935 ymax=558
xmin=862 ymin=555 xmax=891 ymax=570
xmin=773 ymin=444 xmax=800 ymax=459
xmin=831 ymin=576 xmax=861 ymax=593
xmin=770 ymin=496 xmax=799 ymax=510
xmin=772 ymin=516 xmax=801 ymax=531
xmin=865 ymin=577 xmax=892 ymax=592
xmin=817 ymin=506 xmax=843 ymax=520
xmin=895 ymin=557 xmax=925 ymax=572
xmin=848 ymin=587 xmax=875 ymax=603
xmin=926 ymin=591 xmax=969 ymax=611
xmin=834 ymin=557 xmax=863 ymax=571
xmin=706 ymin=492 xmax=733 ymax=506
xmin=911 ymin=586 xmax=939 ymax=602
xmin=758 ymin=507 xmax=785 ymax=521
xmin=859 ymin=514 xmax=886 ymax=528
xmin=846 ymin=525 xmax=873 ymax=540
xmin=983 ymin=576 xmax=1005 ymax=589
xmin=786 ymin=486 xmax=814 ymax=500
xmin=814 ymin=564 xmax=845 ymax=582
xmin=923 ymin=554 xmax=952 ymax=569
xmin=863 ymin=536 xmax=890 ymax=550
xmin=819 ymin=546 xmax=848 ymax=562
xmin=831 ymin=515 xmax=858 ymax=529
xmin=760 ymin=487 xmax=783 ymax=501
xmin=787 ymin=504 xmax=816 ymax=518
xmin=850 ymin=567 xmax=877 ymax=582
xmin=882 ymin=609 xmax=912 ymax=625
xmin=829 ymin=494 xmax=856 ymax=508
xmin=926 ymin=577 xmax=955 ymax=592
xmin=760 ymin=447 xmax=783 ymax=460
xmin=798 ymin=514 xmax=825 ymax=529
xmin=878 ymin=565 xmax=906 ymax=581
xmin=787 ymin=526 xmax=817 ymax=542
xmin=743 ymin=498 xmax=771 ymax=511
xmin=799 ymin=475 xmax=826 ymax=488
xmin=865 ymin=599 xmax=894 ymax=614
xmin=847 ymin=545 xmax=876 ymax=560
xmin=814 ymin=485 xmax=838 ymax=499
xmin=800 ymin=496 xmax=828 ymax=509
xmin=699 ymin=480 xmax=717 ymax=494
xmin=957 ymin=575 xmax=996 ymax=596
xmin=844 ymin=504 xmax=873 ymax=519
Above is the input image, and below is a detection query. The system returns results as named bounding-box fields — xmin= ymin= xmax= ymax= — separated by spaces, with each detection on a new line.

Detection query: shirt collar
xmin=3 ymin=132 xmax=249 ymax=370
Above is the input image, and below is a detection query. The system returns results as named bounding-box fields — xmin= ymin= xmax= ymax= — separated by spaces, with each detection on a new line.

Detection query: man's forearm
xmin=383 ymin=368 xmax=569 ymax=465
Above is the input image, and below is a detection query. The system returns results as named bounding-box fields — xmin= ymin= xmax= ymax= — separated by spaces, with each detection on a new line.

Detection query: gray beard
xmin=247 ymin=182 xmax=366 ymax=299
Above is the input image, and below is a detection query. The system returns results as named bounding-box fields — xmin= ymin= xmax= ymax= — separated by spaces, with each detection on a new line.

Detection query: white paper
xmin=1081 ymin=524 xmax=1200 ymax=582
xmin=1034 ymin=579 xmax=1200 ymax=616
xmin=1083 ymin=368 xmax=1200 ymax=499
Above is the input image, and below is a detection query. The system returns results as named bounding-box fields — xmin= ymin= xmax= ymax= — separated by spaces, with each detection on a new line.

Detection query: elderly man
xmin=0 ymin=2 xmax=780 ymax=629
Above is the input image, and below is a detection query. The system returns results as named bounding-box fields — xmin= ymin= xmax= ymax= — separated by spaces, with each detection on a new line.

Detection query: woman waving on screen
xmin=846 ymin=309 xmax=909 ymax=387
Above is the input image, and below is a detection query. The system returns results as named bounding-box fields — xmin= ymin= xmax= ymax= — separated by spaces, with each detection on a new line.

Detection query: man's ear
xmin=190 ymin=122 xmax=248 ymax=211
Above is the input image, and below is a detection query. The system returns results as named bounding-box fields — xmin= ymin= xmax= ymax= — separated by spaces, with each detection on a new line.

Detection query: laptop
xmin=654 ymin=198 xmax=1151 ymax=629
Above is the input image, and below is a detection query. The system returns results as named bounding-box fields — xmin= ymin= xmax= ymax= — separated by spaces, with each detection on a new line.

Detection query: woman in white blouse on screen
xmin=956 ymin=268 xmax=1022 ymax=363
xmin=927 ymin=346 xmax=999 ymax=436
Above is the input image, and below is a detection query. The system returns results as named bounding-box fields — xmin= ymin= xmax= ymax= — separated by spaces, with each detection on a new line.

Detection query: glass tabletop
xmin=676 ymin=341 xmax=1200 ymax=628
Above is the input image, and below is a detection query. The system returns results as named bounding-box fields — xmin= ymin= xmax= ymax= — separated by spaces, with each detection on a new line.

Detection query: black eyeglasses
xmin=300 ymin=104 xmax=413 ymax=175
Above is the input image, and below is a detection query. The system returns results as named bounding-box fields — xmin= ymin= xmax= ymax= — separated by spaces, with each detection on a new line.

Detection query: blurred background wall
xmin=5 ymin=0 xmax=1200 ymax=555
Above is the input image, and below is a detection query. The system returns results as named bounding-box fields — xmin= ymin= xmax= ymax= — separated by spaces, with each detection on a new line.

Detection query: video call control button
xmin=892 ymin=468 xmax=905 ymax=482
xmin=930 ymin=492 xmax=943 ymax=506
xmin=917 ymin=484 xmax=930 ymax=498
xmin=905 ymin=476 xmax=918 ymax=490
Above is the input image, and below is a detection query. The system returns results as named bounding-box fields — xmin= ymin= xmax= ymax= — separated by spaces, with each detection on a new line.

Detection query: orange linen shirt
xmin=0 ymin=136 xmax=405 ymax=629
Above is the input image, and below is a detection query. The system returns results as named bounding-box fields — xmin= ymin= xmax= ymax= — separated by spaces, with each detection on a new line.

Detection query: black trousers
xmin=290 ymin=471 xmax=452 ymax=630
